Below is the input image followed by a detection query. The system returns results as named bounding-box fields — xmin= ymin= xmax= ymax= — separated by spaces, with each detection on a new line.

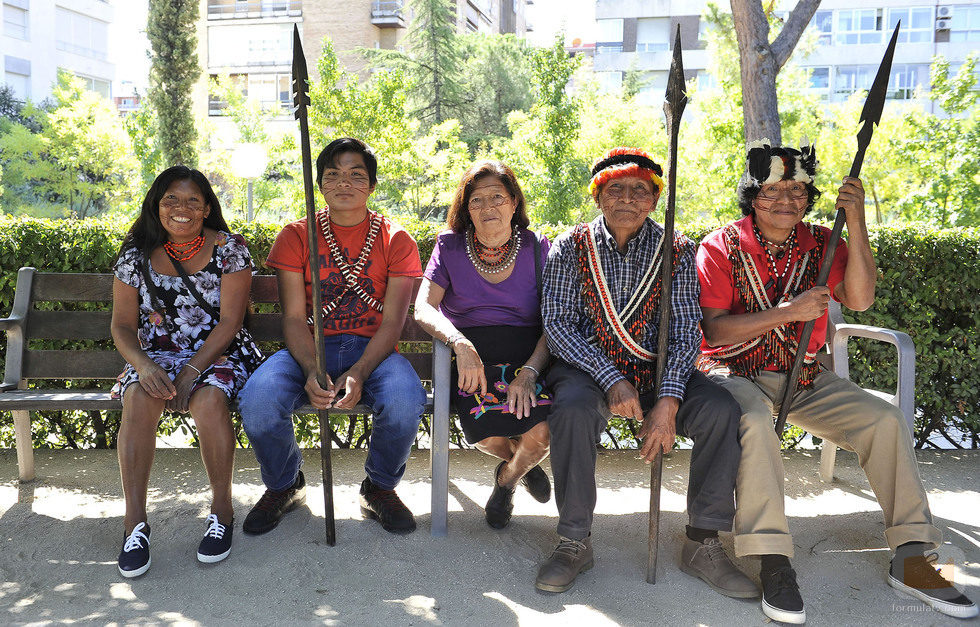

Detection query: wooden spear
xmin=292 ymin=25 xmax=336 ymax=546
xmin=648 ymin=24 xmax=688 ymax=585
xmin=773 ymin=23 xmax=900 ymax=437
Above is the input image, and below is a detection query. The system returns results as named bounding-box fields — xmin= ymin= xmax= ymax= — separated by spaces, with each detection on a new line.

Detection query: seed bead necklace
xmin=163 ymin=234 xmax=205 ymax=262
xmin=754 ymin=225 xmax=798 ymax=295
xmin=466 ymin=224 xmax=521 ymax=274
xmin=307 ymin=209 xmax=384 ymax=325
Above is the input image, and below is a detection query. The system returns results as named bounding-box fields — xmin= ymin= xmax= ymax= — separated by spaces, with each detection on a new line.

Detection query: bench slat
xmin=27 ymin=310 xmax=114 ymax=340
xmin=24 ymin=350 xmax=125 ymax=379
xmin=32 ymin=273 xmax=114 ymax=302
xmin=0 ymin=389 xmax=435 ymax=414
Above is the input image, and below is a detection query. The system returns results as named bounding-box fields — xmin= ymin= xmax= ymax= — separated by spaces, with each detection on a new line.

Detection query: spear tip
xmin=664 ymin=24 xmax=688 ymax=117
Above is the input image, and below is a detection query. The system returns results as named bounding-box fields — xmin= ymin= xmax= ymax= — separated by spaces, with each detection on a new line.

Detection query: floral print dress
xmin=111 ymin=232 xmax=263 ymax=401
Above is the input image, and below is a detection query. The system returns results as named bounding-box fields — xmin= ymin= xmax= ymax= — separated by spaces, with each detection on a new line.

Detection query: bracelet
xmin=445 ymin=332 xmax=465 ymax=348
xmin=516 ymin=364 xmax=540 ymax=378
xmin=186 ymin=364 xmax=203 ymax=376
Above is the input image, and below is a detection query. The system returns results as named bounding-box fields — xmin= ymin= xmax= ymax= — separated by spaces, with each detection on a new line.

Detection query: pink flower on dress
xmin=215 ymin=233 xmax=228 ymax=246
xmin=148 ymin=311 xmax=164 ymax=326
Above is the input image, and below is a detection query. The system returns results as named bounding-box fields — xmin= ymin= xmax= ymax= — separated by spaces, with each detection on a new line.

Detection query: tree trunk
xmin=730 ymin=0 xmax=821 ymax=145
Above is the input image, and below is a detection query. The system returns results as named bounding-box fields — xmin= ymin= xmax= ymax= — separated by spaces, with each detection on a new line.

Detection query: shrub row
xmin=0 ymin=215 xmax=976 ymax=449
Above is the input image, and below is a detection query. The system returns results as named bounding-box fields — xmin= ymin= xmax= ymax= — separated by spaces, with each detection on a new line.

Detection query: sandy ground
xmin=0 ymin=447 xmax=977 ymax=626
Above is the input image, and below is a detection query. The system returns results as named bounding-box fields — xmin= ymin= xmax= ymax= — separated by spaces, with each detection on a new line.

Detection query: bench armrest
xmin=0 ymin=315 xmax=24 ymax=332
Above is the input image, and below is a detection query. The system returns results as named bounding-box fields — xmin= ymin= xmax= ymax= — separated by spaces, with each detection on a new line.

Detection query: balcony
xmin=372 ymin=0 xmax=406 ymax=28
xmin=207 ymin=0 xmax=302 ymax=20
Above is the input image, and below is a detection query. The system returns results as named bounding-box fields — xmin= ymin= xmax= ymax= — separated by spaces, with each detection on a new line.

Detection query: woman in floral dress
xmin=110 ymin=165 xmax=262 ymax=577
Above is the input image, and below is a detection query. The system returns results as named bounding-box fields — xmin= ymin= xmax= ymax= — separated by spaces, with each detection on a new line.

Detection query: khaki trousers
xmin=710 ymin=369 xmax=942 ymax=558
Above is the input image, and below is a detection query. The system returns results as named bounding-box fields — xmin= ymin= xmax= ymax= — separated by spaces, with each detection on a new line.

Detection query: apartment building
xmin=2 ymin=0 xmax=115 ymax=103
xmin=197 ymin=0 xmax=528 ymax=127
xmin=591 ymin=0 xmax=980 ymax=111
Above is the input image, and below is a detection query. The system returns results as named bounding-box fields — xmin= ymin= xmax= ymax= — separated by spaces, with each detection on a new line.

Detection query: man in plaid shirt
xmin=535 ymin=148 xmax=752 ymax=598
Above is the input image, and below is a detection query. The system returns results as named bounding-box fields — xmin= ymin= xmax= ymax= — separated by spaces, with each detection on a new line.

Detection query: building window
xmin=62 ymin=69 xmax=110 ymax=98
xmin=595 ymin=71 xmax=622 ymax=93
xmin=888 ymin=63 xmax=928 ymax=99
xmin=4 ymin=71 xmax=29 ymax=100
xmin=948 ymin=63 xmax=980 ymax=91
xmin=635 ymin=17 xmax=670 ymax=53
xmin=836 ymin=9 xmax=882 ymax=45
xmin=834 ymin=65 xmax=876 ymax=97
xmin=886 ymin=7 xmax=932 ymax=43
xmin=949 ymin=6 xmax=980 ymax=42
xmin=209 ymin=72 xmax=292 ymax=115
xmin=696 ymin=70 xmax=717 ymax=91
xmin=208 ymin=23 xmax=293 ymax=67
xmin=207 ymin=0 xmax=302 ymax=18
xmin=3 ymin=2 xmax=28 ymax=40
xmin=810 ymin=10 xmax=832 ymax=45
xmin=595 ymin=18 xmax=623 ymax=54
xmin=806 ymin=66 xmax=830 ymax=91
xmin=55 ymin=8 xmax=109 ymax=61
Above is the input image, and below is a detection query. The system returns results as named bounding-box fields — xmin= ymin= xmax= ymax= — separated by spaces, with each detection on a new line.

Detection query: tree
xmin=889 ymin=56 xmax=980 ymax=226
xmin=0 ymin=73 xmax=138 ymax=217
xmin=124 ymin=101 xmax=165 ymax=191
xmin=364 ymin=0 xmax=466 ymax=129
xmin=457 ymin=33 xmax=535 ymax=146
xmin=730 ymin=0 xmax=820 ymax=144
xmin=147 ymin=0 xmax=200 ymax=167
xmin=527 ymin=35 xmax=584 ymax=223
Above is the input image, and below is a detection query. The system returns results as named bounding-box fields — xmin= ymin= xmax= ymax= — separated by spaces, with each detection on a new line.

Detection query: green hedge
xmin=0 ymin=215 xmax=976 ymax=449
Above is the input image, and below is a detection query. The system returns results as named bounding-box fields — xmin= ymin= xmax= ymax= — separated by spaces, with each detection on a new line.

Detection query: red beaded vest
xmin=698 ymin=222 xmax=826 ymax=388
xmin=573 ymin=223 xmax=681 ymax=393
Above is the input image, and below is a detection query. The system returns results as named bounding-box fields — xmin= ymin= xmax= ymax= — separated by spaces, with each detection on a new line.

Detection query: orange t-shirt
xmin=266 ymin=210 xmax=422 ymax=338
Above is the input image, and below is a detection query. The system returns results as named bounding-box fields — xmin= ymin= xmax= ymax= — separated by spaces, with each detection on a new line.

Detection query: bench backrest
xmin=3 ymin=268 xmax=433 ymax=386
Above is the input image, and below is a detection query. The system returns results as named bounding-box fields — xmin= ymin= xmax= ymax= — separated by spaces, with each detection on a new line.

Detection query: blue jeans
xmin=238 ymin=335 xmax=426 ymax=491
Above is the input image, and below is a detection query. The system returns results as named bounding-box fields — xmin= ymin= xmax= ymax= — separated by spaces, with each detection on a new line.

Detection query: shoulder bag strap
xmin=533 ymin=232 xmax=542 ymax=302
xmin=167 ymin=254 xmax=221 ymax=320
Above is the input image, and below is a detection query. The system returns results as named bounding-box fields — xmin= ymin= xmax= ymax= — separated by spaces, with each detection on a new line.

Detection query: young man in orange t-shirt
xmin=238 ymin=138 xmax=426 ymax=535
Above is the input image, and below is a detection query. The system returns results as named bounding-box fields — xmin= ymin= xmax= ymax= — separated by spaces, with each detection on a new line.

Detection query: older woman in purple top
xmin=415 ymin=160 xmax=552 ymax=530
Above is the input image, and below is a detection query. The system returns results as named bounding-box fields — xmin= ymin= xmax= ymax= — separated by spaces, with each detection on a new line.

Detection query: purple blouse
xmin=424 ymin=228 xmax=550 ymax=328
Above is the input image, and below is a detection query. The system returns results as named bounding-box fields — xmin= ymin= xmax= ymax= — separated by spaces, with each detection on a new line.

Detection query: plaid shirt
xmin=541 ymin=216 xmax=702 ymax=399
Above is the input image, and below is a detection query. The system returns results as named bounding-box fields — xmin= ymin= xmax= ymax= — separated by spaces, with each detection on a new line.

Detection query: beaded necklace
xmin=163 ymin=234 xmax=205 ymax=262
xmin=306 ymin=209 xmax=384 ymax=325
xmin=754 ymin=225 xmax=798 ymax=295
xmin=466 ymin=224 xmax=521 ymax=274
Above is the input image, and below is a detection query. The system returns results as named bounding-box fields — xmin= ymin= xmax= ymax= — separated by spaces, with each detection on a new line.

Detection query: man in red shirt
xmin=238 ymin=138 xmax=426 ymax=536
xmin=696 ymin=140 xmax=976 ymax=622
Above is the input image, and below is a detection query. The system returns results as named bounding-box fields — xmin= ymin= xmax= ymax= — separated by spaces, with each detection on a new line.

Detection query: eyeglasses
xmin=321 ymin=170 xmax=370 ymax=187
xmin=468 ymin=193 xmax=511 ymax=211
xmin=602 ymin=182 xmax=656 ymax=202
xmin=161 ymin=195 xmax=207 ymax=212
xmin=757 ymin=184 xmax=808 ymax=201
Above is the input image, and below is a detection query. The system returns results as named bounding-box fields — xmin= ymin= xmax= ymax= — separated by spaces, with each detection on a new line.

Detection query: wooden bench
xmin=0 ymin=267 xmax=453 ymax=536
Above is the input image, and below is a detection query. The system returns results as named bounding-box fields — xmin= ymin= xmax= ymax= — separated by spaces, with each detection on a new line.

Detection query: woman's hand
xmin=453 ymin=338 xmax=487 ymax=396
xmin=167 ymin=368 xmax=198 ymax=413
xmin=507 ymin=368 xmax=538 ymax=419
xmin=135 ymin=359 xmax=176 ymax=401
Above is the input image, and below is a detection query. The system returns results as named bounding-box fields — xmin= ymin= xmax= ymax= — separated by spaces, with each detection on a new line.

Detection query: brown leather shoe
xmin=679 ymin=536 xmax=759 ymax=599
xmin=535 ymin=536 xmax=594 ymax=592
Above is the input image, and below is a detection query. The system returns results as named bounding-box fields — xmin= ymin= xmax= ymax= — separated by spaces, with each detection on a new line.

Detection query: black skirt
xmin=452 ymin=325 xmax=552 ymax=444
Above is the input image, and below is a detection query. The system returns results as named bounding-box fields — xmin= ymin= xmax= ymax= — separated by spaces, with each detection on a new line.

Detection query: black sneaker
xmin=889 ymin=553 xmax=978 ymax=618
xmin=243 ymin=471 xmax=306 ymax=535
xmin=485 ymin=461 xmax=515 ymax=529
xmin=520 ymin=464 xmax=551 ymax=503
xmin=359 ymin=477 xmax=416 ymax=534
xmin=761 ymin=565 xmax=806 ymax=624
xmin=197 ymin=514 xmax=233 ymax=563
xmin=117 ymin=522 xmax=151 ymax=578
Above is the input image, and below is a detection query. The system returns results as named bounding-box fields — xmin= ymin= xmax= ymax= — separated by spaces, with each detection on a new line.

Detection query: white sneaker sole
xmin=888 ymin=573 xmax=979 ymax=619
xmin=118 ymin=557 xmax=150 ymax=578
xmin=197 ymin=547 xmax=231 ymax=564
xmin=762 ymin=597 xmax=806 ymax=624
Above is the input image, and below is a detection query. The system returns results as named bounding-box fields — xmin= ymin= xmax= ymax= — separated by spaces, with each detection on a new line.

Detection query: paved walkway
xmin=0 ymin=448 xmax=977 ymax=625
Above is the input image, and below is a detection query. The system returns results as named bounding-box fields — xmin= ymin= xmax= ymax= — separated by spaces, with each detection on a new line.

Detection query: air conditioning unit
xmin=937 ymin=18 xmax=951 ymax=30
xmin=937 ymin=6 xmax=952 ymax=18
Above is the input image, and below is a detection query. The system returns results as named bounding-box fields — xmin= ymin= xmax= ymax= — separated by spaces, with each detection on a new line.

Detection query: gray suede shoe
xmin=535 ymin=536 xmax=594 ymax=593
xmin=679 ymin=536 xmax=759 ymax=599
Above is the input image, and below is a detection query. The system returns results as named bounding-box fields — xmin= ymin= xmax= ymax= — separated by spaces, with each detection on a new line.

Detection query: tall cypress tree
xmin=147 ymin=0 xmax=199 ymax=167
